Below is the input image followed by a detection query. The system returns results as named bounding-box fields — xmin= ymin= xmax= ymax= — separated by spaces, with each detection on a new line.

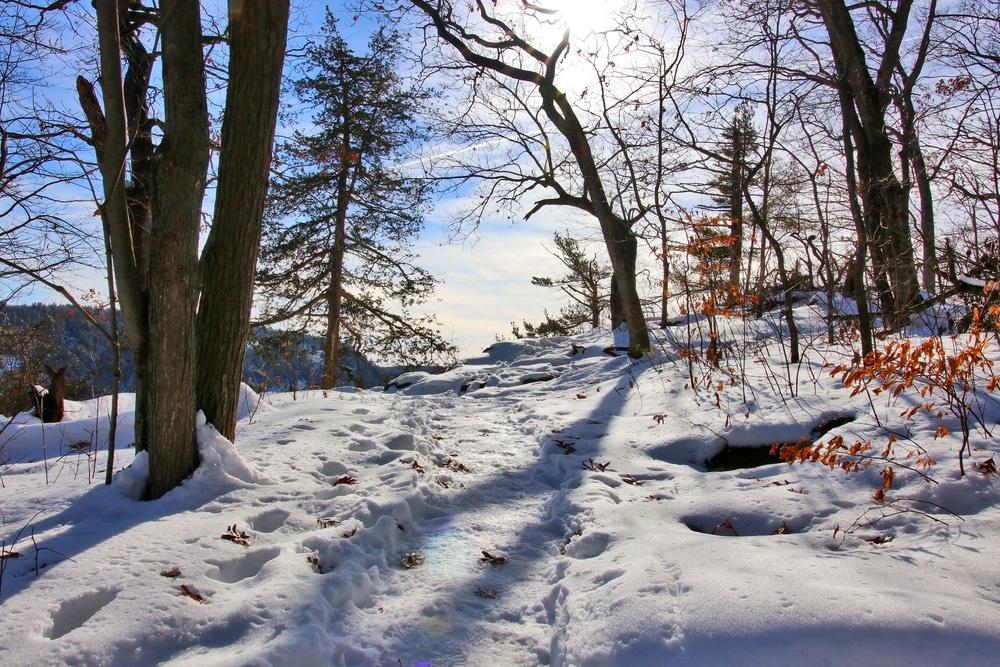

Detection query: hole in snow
xmin=703 ymin=414 xmax=857 ymax=472
xmin=683 ymin=514 xmax=808 ymax=537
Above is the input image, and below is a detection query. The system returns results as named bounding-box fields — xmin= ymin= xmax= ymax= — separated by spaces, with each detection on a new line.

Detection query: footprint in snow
xmin=46 ymin=587 xmax=120 ymax=640
xmin=248 ymin=508 xmax=290 ymax=534
xmin=564 ymin=532 xmax=611 ymax=560
xmin=205 ymin=546 xmax=280 ymax=584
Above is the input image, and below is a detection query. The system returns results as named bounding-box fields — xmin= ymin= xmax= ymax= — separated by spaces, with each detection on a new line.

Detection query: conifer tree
xmin=530 ymin=232 xmax=611 ymax=332
xmin=707 ymin=102 xmax=758 ymax=292
xmin=258 ymin=12 xmax=454 ymax=388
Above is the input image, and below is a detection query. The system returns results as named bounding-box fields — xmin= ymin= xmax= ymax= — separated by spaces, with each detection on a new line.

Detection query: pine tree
xmin=257 ymin=12 xmax=454 ymax=388
xmin=530 ymin=232 xmax=611 ymax=332
xmin=707 ymin=102 xmax=758 ymax=291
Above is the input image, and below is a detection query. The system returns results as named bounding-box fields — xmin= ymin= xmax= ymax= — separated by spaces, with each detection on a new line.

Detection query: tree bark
xmin=816 ymin=0 xmax=922 ymax=327
xmin=92 ymin=0 xmax=144 ymax=353
xmin=197 ymin=0 xmax=289 ymax=439
xmin=144 ymin=0 xmax=209 ymax=499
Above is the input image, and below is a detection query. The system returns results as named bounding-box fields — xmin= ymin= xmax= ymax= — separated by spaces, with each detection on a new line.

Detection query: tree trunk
xmin=728 ymin=129 xmax=744 ymax=291
xmin=322 ymin=238 xmax=346 ymax=391
xmin=92 ymin=0 xmax=144 ymax=353
xmin=144 ymin=0 xmax=209 ymax=500
xmin=838 ymin=87 xmax=875 ymax=357
xmin=543 ymin=89 xmax=650 ymax=357
xmin=197 ymin=0 xmax=289 ymax=440
xmin=816 ymin=0 xmax=922 ymax=327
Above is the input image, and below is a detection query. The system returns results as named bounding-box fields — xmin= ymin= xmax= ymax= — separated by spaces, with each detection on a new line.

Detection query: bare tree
xmin=812 ymin=0 xmax=923 ymax=327
xmin=396 ymin=0 xmax=653 ymax=357
xmin=1 ymin=2 xmax=96 ymax=304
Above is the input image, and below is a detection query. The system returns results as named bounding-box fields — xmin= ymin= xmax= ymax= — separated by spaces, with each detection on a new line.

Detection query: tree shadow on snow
xmin=379 ymin=351 xmax=659 ymax=666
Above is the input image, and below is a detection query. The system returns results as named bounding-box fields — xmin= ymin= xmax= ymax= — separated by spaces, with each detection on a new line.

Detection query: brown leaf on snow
xmin=160 ymin=567 xmax=182 ymax=578
xmin=553 ymin=439 xmax=577 ymax=455
xmin=221 ymin=524 xmax=251 ymax=547
xmin=480 ymin=550 xmax=508 ymax=565
xmin=400 ymin=553 xmax=425 ymax=568
xmin=180 ymin=584 xmax=208 ymax=604
xmin=772 ymin=522 xmax=793 ymax=535
xmin=317 ymin=517 xmax=341 ymax=528
xmin=475 ymin=587 xmax=500 ymax=599
xmin=620 ymin=474 xmax=643 ymax=486
xmin=582 ymin=458 xmax=611 ymax=472
xmin=307 ymin=555 xmax=328 ymax=574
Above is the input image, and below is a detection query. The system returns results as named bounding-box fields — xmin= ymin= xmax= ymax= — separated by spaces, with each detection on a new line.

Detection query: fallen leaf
xmin=480 ymin=550 xmax=508 ymax=565
xmin=620 ymin=474 xmax=643 ymax=486
xmin=181 ymin=584 xmax=208 ymax=604
xmin=221 ymin=524 xmax=251 ymax=547
xmin=400 ymin=553 xmax=425 ymax=568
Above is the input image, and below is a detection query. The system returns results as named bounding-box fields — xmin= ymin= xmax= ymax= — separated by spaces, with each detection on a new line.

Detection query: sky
xmin=1 ymin=302 xmax=998 ymax=665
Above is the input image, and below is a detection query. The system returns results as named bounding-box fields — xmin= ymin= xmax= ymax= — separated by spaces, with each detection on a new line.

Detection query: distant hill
xmin=0 ymin=304 xmax=397 ymax=413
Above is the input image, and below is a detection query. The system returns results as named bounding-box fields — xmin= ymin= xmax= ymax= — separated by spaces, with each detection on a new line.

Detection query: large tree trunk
xmin=542 ymin=86 xmax=650 ymax=357
xmin=816 ymin=0 xmax=922 ymax=327
xmin=197 ymin=0 xmax=289 ymax=440
xmin=144 ymin=0 xmax=209 ymax=500
xmin=322 ymin=175 xmax=350 ymax=390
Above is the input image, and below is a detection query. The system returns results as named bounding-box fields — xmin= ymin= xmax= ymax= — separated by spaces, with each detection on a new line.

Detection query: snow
xmin=1 ymin=306 xmax=999 ymax=666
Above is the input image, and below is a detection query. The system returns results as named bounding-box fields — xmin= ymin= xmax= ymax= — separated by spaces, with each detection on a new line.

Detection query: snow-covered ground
xmin=1 ymin=306 xmax=998 ymax=666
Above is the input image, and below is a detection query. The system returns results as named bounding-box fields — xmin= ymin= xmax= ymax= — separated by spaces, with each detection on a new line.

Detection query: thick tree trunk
xmin=816 ymin=0 xmax=922 ymax=327
xmin=197 ymin=0 xmax=289 ymax=439
xmin=323 ymin=282 xmax=341 ymax=390
xmin=144 ymin=0 xmax=209 ymax=500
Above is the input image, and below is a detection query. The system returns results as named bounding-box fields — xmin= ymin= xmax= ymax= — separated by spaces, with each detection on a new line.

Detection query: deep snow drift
xmin=1 ymin=307 xmax=998 ymax=666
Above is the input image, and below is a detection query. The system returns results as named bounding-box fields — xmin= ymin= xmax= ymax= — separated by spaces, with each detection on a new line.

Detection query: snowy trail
xmin=220 ymin=347 xmax=672 ymax=666
xmin=2 ymin=328 xmax=999 ymax=666
xmin=258 ymin=352 xmax=642 ymax=665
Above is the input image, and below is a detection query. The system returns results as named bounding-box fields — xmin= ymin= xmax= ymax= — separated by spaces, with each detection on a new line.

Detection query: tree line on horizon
xmin=0 ymin=303 xmax=409 ymax=419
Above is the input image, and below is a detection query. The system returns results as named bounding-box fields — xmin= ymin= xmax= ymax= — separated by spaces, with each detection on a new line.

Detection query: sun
xmin=531 ymin=0 xmax=628 ymax=36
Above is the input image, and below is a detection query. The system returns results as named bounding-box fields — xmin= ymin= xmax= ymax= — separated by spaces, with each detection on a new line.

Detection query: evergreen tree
xmin=530 ymin=232 xmax=611 ymax=331
xmin=707 ymin=102 xmax=758 ymax=291
xmin=258 ymin=12 xmax=454 ymax=388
